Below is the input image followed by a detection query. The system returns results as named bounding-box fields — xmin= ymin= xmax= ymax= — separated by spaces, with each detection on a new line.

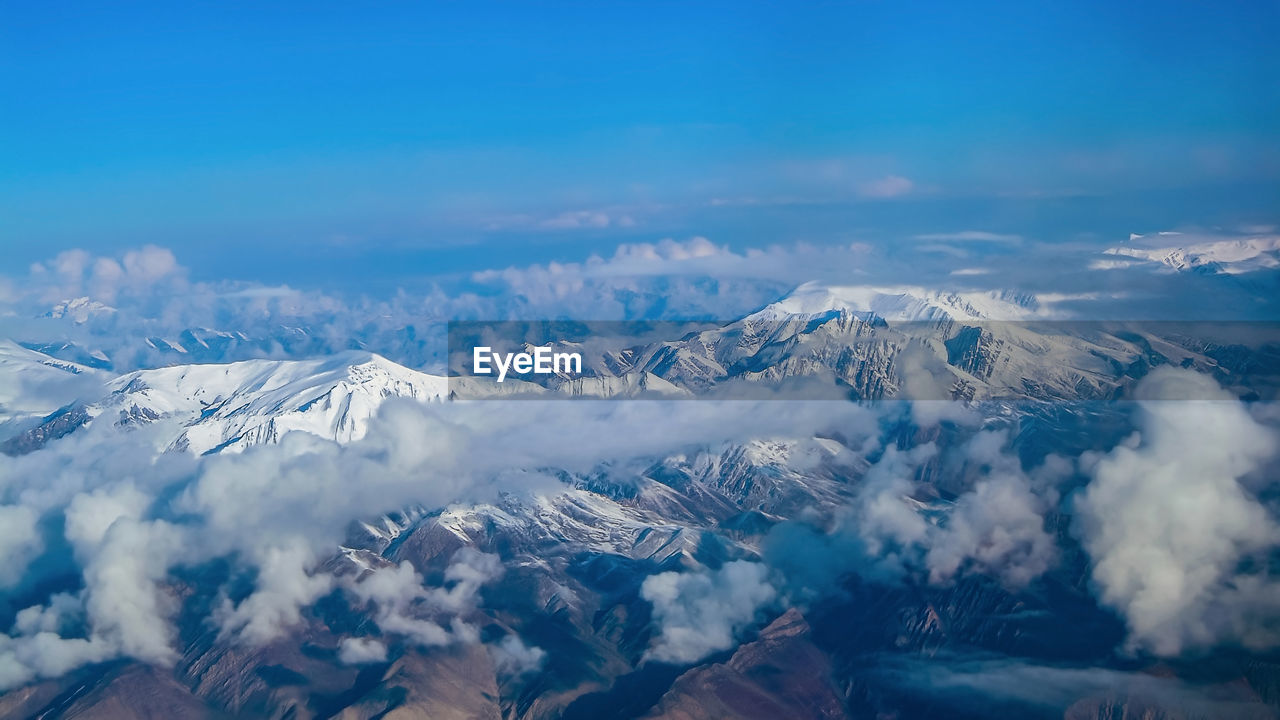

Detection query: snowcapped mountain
xmin=0 ymin=339 xmax=101 ymax=425
xmin=3 ymin=283 xmax=1279 ymax=720
xmin=7 ymin=351 xmax=447 ymax=455
xmin=12 ymin=282 xmax=1275 ymax=456
xmin=749 ymin=281 xmax=1044 ymax=322
xmin=458 ymin=283 xmax=1259 ymax=404
xmin=1103 ymin=232 xmax=1280 ymax=275
xmin=46 ymin=296 xmax=117 ymax=323
xmin=112 ymin=351 xmax=448 ymax=454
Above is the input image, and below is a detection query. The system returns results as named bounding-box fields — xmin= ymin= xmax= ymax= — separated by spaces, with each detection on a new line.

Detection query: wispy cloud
xmin=481 ymin=207 xmax=641 ymax=232
xmin=855 ymin=174 xmax=914 ymax=199
xmin=914 ymin=231 xmax=1022 ymax=244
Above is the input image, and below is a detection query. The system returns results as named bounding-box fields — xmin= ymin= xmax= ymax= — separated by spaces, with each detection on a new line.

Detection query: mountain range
xmin=1 ymin=280 xmax=1278 ymax=719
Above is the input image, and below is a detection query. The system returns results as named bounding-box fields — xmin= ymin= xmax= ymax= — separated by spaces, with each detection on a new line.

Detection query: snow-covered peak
xmin=0 ymin=340 xmax=100 ymax=422
xmin=98 ymin=352 xmax=447 ymax=454
xmin=0 ymin=338 xmax=94 ymax=374
xmin=46 ymin=297 xmax=117 ymax=323
xmin=1104 ymin=233 xmax=1280 ymax=274
xmin=753 ymin=282 xmax=1043 ymax=322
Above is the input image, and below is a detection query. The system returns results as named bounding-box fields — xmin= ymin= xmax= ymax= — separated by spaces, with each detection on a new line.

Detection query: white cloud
xmin=1076 ymin=368 xmax=1280 ymax=656
xmin=0 ymin=391 xmax=879 ymax=689
xmin=4 ymin=228 xmax=1275 ymax=382
xmin=641 ymin=560 xmax=777 ymax=664
xmin=345 ymin=548 xmax=503 ymax=649
xmin=0 ymin=506 xmax=41 ymax=589
xmin=337 ymin=637 xmax=388 ymax=664
xmin=914 ymin=231 xmax=1022 ymax=244
xmin=824 ymin=430 xmax=1056 ymax=589
xmin=2 ymin=232 xmax=1279 ymax=696
xmin=925 ymin=437 xmax=1057 ymax=587
xmin=217 ymin=540 xmax=333 ymax=646
xmin=26 ymin=245 xmax=184 ymax=304
xmin=540 ymin=210 xmax=613 ymax=229
xmin=610 ymin=236 xmax=725 ymax=263
xmin=900 ymin=657 xmax=1269 ymax=715
xmin=483 ymin=207 xmax=640 ymax=232
xmin=490 ymin=634 xmax=546 ymax=675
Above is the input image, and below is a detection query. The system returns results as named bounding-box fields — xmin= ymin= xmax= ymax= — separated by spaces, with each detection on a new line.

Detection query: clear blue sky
xmin=2 ymin=1 xmax=1277 ymax=286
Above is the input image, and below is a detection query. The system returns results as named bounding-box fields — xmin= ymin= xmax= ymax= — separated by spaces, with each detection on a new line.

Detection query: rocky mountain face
xmin=640 ymin=610 xmax=846 ymax=720
xmin=452 ymin=286 xmax=1279 ymax=405
xmin=2 ymin=285 xmax=1279 ymax=719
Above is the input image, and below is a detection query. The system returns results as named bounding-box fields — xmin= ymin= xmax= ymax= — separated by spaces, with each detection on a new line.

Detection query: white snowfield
xmin=1103 ymin=233 xmax=1280 ymax=274
xmin=752 ymin=281 xmax=1052 ymax=322
xmin=96 ymin=351 xmax=447 ymax=454
xmin=0 ymin=339 xmax=101 ymax=424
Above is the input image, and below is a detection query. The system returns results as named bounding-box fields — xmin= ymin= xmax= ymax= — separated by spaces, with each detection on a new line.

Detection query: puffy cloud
xmin=346 ymin=548 xmax=503 ymax=649
xmin=62 ymin=480 xmax=181 ymax=665
xmin=64 ymin=482 xmax=151 ymax=548
xmin=845 ymin=445 xmax=935 ymax=579
xmin=609 ymin=237 xmax=726 ymax=263
xmin=0 ymin=505 xmax=41 ymax=589
xmin=430 ymin=547 xmax=504 ymax=614
xmin=641 ymin=560 xmax=778 ymax=664
xmin=914 ymin=438 xmax=1056 ymax=588
xmin=0 ymin=494 xmax=181 ymax=691
xmin=217 ymin=541 xmax=333 ymax=646
xmin=923 ymin=430 xmax=1058 ymax=587
xmin=490 ymin=634 xmax=546 ymax=675
xmin=4 ymin=229 xmax=1275 ymax=383
xmin=0 ymin=401 xmax=473 ymax=687
xmin=121 ymin=245 xmax=180 ymax=284
xmin=337 ymin=637 xmax=388 ymax=664
xmin=12 ymin=592 xmax=82 ymax=636
xmin=0 ymin=387 xmax=882 ymax=689
xmin=26 ymin=245 xmax=183 ymax=304
xmin=80 ymin=517 xmax=183 ymax=664
xmin=348 ymin=563 xmax=447 ymax=647
xmin=925 ymin=470 xmax=1056 ymax=587
xmin=1075 ymin=367 xmax=1280 ymax=656
xmin=173 ymin=405 xmax=470 ymax=554
xmin=0 ymin=632 xmax=112 ymax=690
xmin=770 ymin=429 xmax=1058 ymax=595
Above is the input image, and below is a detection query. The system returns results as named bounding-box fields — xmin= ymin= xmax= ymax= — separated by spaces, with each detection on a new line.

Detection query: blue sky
xmin=2 ymin=1 xmax=1277 ymax=287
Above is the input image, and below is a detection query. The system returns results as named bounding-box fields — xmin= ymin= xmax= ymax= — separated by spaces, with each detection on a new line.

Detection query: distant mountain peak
xmin=1106 ymin=233 xmax=1280 ymax=275
xmin=46 ymin=296 xmax=117 ymax=323
xmin=753 ymin=281 xmax=1042 ymax=322
xmin=6 ymin=352 xmax=448 ymax=456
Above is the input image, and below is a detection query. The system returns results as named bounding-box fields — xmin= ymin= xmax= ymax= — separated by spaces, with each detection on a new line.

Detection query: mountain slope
xmin=6 ymin=351 xmax=447 ymax=455
xmin=0 ymin=339 xmax=101 ymax=426
xmin=475 ymin=283 xmax=1254 ymax=403
xmin=1105 ymin=232 xmax=1280 ymax=275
